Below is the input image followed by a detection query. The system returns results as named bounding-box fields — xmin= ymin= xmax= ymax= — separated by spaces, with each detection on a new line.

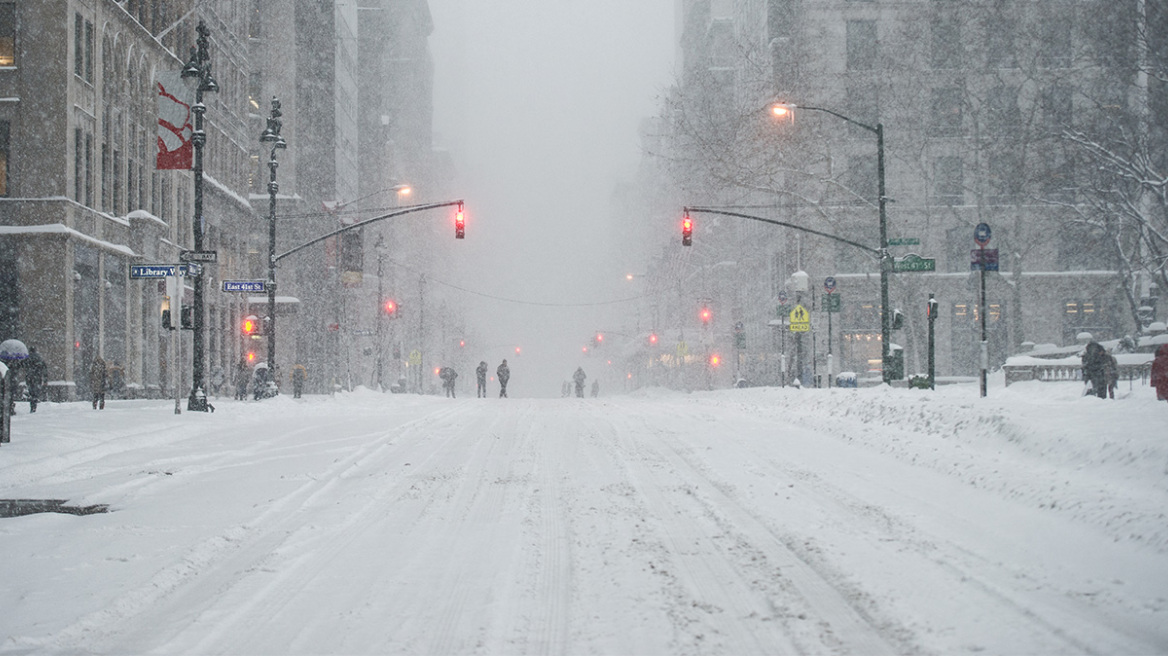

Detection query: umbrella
xmin=0 ymin=339 xmax=28 ymax=363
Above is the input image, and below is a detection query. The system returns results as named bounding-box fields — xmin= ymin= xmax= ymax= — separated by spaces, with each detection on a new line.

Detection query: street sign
xmin=676 ymin=341 xmax=689 ymax=358
xmin=409 ymin=349 xmax=422 ymax=366
xmin=777 ymin=291 xmax=788 ymax=306
xmin=822 ymin=293 xmax=842 ymax=313
xmin=179 ymin=250 xmax=218 ymax=263
xmin=185 ymin=262 xmax=203 ymax=277
xmin=974 ymin=223 xmax=992 ymax=247
xmin=824 ymin=276 xmax=836 ymax=293
xmin=129 ymin=264 xmax=186 ymax=279
xmin=223 ymin=280 xmax=266 ymax=293
xmin=893 ymin=254 xmax=937 ymax=273
xmin=888 ymin=237 xmax=920 ymax=246
xmin=789 ymin=304 xmax=810 ymax=332
xmin=970 ymin=248 xmax=1000 ymax=271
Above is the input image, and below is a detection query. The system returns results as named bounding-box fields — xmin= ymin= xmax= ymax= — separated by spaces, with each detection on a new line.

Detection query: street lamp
xmin=260 ymin=97 xmax=287 ymax=392
xmin=771 ymin=102 xmax=893 ymax=384
xmin=181 ymin=20 xmax=219 ymax=411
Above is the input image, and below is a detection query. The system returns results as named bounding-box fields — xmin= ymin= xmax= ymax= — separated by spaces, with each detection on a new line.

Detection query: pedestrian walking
xmin=291 ymin=364 xmax=307 ymax=398
xmin=24 ymin=347 xmax=47 ymax=413
xmin=475 ymin=361 xmax=488 ymax=398
xmin=1104 ymin=350 xmax=1119 ymax=399
xmin=210 ymin=365 xmax=225 ymax=398
xmin=234 ymin=359 xmax=251 ymax=401
xmin=1081 ymin=341 xmax=1109 ymax=399
xmin=497 ymin=359 xmax=510 ymax=398
xmin=591 ymin=379 xmax=600 ymax=398
xmin=440 ymin=366 xmax=458 ymax=398
xmin=1152 ymin=343 xmax=1168 ymax=402
xmin=573 ymin=366 xmax=587 ymax=398
xmin=89 ymin=356 xmax=107 ymax=410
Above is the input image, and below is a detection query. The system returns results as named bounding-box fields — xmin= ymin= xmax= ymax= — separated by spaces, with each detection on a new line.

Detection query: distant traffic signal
xmin=700 ymin=307 xmax=712 ymax=324
xmin=246 ymin=350 xmax=257 ymax=364
xmin=383 ymin=299 xmax=398 ymax=317
xmin=454 ymin=204 xmax=465 ymax=239
xmin=648 ymin=333 xmax=658 ymax=346
xmin=594 ymin=332 xmax=604 ymax=347
xmin=242 ymin=314 xmax=260 ymax=336
xmin=709 ymin=354 xmax=721 ymax=367
xmin=682 ymin=214 xmax=693 ymax=247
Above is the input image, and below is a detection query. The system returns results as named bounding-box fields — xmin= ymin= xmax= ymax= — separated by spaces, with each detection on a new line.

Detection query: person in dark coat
xmin=497 ymin=359 xmax=510 ymax=398
xmin=89 ymin=356 xmax=107 ymax=410
xmin=1152 ymin=343 xmax=1168 ymax=402
xmin=439 ymin=367 xmax=458 ymax=398
xmin=475 ymin=361 xmax=488 ymax=398
xmin=290 ymin=364 xmax=307 ymax=399
xmin=24 ymin=347 xmax=48 ymax=413
xmin=573 ymin=366 xmax=587 ymax=398
xmin=234 ymin=359 xmax=251 ymax=401
xmin=1081 ymin=341 xmax=1109 ymax=399
xmin=1104 ymin=350 xmax=1119 ymax=399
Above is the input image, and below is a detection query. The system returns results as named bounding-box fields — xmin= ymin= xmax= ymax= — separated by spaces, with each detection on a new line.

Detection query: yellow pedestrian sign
xmin=408 ymin=349 xmax=422 ymax=366
xmin=789 ymin=304 xmax=810 ymax=332
xmin=676 ymin=341 xmax=689 ymax=359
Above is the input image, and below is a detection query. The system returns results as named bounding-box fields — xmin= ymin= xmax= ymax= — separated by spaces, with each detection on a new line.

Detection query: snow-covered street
xmin=1 ymin=383 xmax=1166 ymax=654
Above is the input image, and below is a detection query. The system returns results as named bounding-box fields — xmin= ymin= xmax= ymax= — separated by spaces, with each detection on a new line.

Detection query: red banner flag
xmin=155 ymin=72 xmax=194 ymax=170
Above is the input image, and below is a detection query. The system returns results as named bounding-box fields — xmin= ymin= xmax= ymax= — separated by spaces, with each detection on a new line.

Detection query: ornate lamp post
xmin=181 ymin=20 xmax=219 ymax=411
xmin=260 ymin=98 xmax=287 ymax=390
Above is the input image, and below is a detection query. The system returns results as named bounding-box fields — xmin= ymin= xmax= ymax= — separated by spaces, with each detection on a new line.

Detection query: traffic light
xmin=454 ymin=203 xmax=465 ymax=239
xmin=682 ymin=214 xmax=693 ymax=247
xmin=383 ymin=299 xmax=398 ymax=317
xmin=700 ymin=307 xmax=712 ymax=324
xmin=246 ymin=350 xmax=257 ymax=364
xmin=242 ymin=314 xmax=260 ymax=337
xmin=709 ymin=353 xmax=721 ymax=367
xmin=648 ymin=333 xmax=658 ymax=346
xmin=594 ymin=332 xmax=604 ymax=347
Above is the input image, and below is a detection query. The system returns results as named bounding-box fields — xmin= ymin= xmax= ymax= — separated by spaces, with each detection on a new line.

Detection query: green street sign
xmin=776 ymin=304 xmax=792 ymax=318
xmin=822 ymin=293 xmax=842 ymax=313
xmin=893 ymin=254 xmax=936 ymax=273
xmin=889 ymin=237 xmax=920 ymax=246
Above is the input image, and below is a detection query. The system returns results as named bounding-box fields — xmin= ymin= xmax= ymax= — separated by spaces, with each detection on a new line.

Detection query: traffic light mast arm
xmin=274 ymin=200 xmax=465 ymax=264
xmin=683 ymin=206 xmax=880 ymax=257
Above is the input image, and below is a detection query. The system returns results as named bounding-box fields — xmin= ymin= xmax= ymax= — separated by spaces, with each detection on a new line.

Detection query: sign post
xmin=824 ymin=277 xmax=836 ymax=387
xmin=973 ymin=223 xmax=992 ymax=398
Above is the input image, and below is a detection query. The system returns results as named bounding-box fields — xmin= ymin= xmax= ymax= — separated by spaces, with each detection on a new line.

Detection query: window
xmin=1041 ymin=85 xmax=1073 ymax=133
xmin=0 ymin=3 xmax=14 ymax=67
xmin=930 ymin=87 xmax=963 ymax=137
xmin=1039 ymin=16 xmax=1072 ymax=68
xmin=85 ymin=20 xmax=94 ymax=82
xmin=75 ymin=14 xmax=83 ymax=77
xmin=75 ymin=128 xmax=83 ymax=201
xmin=0 ymin=120 xmax=8 ymax=196
xmin=934 ymin=156 xmax=963 ymax=205
xmin=85 ymin=133 xmax=93 ymax=206
xmin=768 ymin=0 xmax=796 ymax=40
xmin=930 ymin=15 xmax=962 ymax=69
xmin=846 ymin=20 xmax=877 ymax=71
xmin=984 ymin=13 xmax=1016 ymax=69
xmin=985 ymin=85 xmax=1020 ymax=134
xmin=986 ymin=150 xmax=1022 ymax=204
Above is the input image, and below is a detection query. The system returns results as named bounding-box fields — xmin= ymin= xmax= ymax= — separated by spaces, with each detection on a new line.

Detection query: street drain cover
xmin=0 ymin=499 xmax=110 ymax=518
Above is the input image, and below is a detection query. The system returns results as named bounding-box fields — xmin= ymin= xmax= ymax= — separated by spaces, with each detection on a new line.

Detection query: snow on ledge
xmin=0 ymin=224 xmax=138 ymax=258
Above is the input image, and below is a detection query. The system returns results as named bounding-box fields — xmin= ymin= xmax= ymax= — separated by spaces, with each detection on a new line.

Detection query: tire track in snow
xmin=43 ymin=400 xmax=471 ymax=654
xmin=599 ymin=402 xmax=899 ymax=655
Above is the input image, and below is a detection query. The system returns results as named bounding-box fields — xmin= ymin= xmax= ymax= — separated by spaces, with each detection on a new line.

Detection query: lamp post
xmin=260 ymin=97 xmax=287 ymax=390
xmin=181 ymin=20 xmax=219 ymax=411
xmin=771 ymin=103 xmax=892 ymax=384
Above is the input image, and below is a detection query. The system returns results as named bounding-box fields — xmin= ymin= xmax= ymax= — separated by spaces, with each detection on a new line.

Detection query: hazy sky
xmin=427 ymin=0 xmax=677 ymax=396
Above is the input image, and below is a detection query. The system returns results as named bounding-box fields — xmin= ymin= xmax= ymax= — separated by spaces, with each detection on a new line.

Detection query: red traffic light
xmin=383 ymin=299 xmax=398 ymax=316
xmin=682 ymin=214 xmax=693 ymax=247
xmin=648 ymin=333 xmax=658 ymax=345
xmin=242 ymin=314 xmax=260 ymax=336
xmin=455 ymin=204 xmax=465 ymax=239
xmin=709 ymin=354 xmax=721 ymax=367
xmin=246 ymin=350 xmax=257 ymax=363
xmin=700 ymin=307 xmax=712 ymax=323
